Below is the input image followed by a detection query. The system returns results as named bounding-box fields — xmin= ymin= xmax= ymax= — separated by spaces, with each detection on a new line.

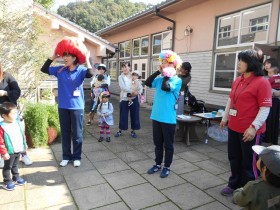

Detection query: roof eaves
xmin=95 ymin=0 xmax=177 ymax=35
xmin=33 ymin=3 xmax=117 ymax=49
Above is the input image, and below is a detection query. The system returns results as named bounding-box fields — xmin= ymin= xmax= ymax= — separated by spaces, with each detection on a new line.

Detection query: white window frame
xmin=249 ymin=16 xmax=269 ymax=33
xmin=212 ymin=52 xmax=238 ymax=91
xmin=216 ymin=3 xmax=271 ymax=49
xmin=152 ymin=31 xmax=172 ymax=55
xmin=141 ymin=36 xmax=149 ymax=56
xmin=133 ymin=38 xmax=140 ymax=57
xmin=119 ymin=40 xmax=131 ymax=58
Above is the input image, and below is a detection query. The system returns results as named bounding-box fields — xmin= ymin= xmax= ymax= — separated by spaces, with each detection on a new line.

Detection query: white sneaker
xmin=60 ymin=160 xmax=69 ymax=167
xmin=21 ymin=155 xmax=33 ymax=166
xmin=73 ymin=160 xmax=81 ymax=167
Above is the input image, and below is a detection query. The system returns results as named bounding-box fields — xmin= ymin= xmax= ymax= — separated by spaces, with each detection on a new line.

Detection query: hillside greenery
xmin=57 ymin=0 xmax=152 ymax=32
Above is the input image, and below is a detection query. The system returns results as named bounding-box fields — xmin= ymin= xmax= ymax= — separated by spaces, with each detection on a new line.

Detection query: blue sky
xmin=51 ymin=0 xmax=165 ymax=11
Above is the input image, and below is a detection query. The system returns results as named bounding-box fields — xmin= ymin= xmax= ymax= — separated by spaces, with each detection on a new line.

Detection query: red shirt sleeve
xmin=258 ymin=78 xmax=272 ymax=107
xmin=0 ymin=127 xmax=7 ymax=155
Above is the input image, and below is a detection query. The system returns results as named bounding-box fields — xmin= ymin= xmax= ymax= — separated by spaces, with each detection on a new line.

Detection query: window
xmin=108 ymin=60 xmax=117 ymax=80
xmin=216 ymin=4 xmax=271 ymax=47
xmin=119 ymin=41 xmax=131 ymax=58
xmin=151 ymin=58 xmax=161 ymax=74
xmin=250 ymin=16 xmax=268 ymax=32
xmin=141 ymin=37 xmax=149 ymax=56
xmin=219 ymin=25 xmax=231 ymax=39
xmin=152 ymin=31 xmax=172 ymax=55
xmin=133 ymin=39 xmax=140 ymax=56
xmin=213 ymin=3 xmax=271 ymax=91
xmin=213 ymin=53 xmax=237 ymax=89
xmin=132 ymin=36 xmax=149 ymax=57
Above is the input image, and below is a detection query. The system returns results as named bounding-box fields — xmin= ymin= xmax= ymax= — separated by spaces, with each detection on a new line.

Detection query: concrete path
xmin=0 ymin=97 xmax=242 ymax=210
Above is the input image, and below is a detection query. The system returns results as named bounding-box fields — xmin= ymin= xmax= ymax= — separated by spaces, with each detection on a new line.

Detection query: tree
xmin=0 ymin=1 xmax=49 ymax=100
xmin=57 ymin=0 xmax=152 ymax=32
xmin=34 ymin=0 xmax=54 ymax=9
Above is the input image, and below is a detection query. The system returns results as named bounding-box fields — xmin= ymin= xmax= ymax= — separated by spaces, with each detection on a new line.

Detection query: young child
xmin=97 ymin=91 xmax=114 ymax=142
xmin=0 ymin=102 xmax=27 ymax=191
xmin=233 ymin=145 xmax=280 ymax=210
xmin=127 ymin=70 xmax=142 ymax=106
xmin=268 ymin=66 xmax=280 ymax=91
xmin=90 ymin=74 xmax=109 ymax=117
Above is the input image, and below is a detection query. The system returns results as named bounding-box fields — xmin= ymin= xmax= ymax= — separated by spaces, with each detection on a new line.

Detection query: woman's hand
xmin=51 ymin=51 xmax=59 ymax=61
xmin=219 ymin=121 xmax=227 ymax=130
xmin=131 ymin=91 xmax=138 ymax=97
xmin=0 ymin=90 xmax=7 ymax=97
xmin=243 ymin=126 xmax=256 ymax=142
xmin=3 ymin=153 xmax=10 ymax=160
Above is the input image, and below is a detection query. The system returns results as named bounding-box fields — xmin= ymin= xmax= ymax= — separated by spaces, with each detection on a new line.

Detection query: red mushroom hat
xmin=55 ymin=36 xmax=87 ymax=64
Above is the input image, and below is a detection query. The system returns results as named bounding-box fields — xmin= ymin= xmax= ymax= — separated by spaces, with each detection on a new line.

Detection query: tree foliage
xmin=57 ymin=0 xmax=152 ymax=32
xmin=34 ymin=0 xmax=54 ymax=9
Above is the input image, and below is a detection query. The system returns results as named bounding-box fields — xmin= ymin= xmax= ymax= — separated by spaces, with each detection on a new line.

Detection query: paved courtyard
xmin=0 ymin=96 xmax=243 ymax=210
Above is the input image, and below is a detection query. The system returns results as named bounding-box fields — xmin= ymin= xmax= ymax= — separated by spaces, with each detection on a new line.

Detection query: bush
xmin=24 ymin=102 xmax=60 ymax=147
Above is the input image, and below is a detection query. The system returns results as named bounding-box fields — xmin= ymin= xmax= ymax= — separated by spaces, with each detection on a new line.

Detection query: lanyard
xmin=232 ymin=76 xmax=255 ymax=108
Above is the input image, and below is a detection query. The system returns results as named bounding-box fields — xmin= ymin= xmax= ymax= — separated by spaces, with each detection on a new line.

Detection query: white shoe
xmin=73 ymin=160 xmax=81 ymax=167
xmin=60 ymin=160 xmax=69 ymax=167
xmin=21 ymin=155 xmax=33 ymax=166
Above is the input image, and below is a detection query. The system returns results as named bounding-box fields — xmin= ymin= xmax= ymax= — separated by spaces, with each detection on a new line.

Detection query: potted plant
xmin=23 ymin=102 xmax=60 ymax=147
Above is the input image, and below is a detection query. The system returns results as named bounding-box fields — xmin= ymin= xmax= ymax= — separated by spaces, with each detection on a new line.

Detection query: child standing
xmin=127 ymin=70 xmax=142 ymax=106
xmin=90 ymin=74 xmax=109 ymax=115
xmin=233 ymin=145 xmax=280 ymax=210
xmin=97 ymin=91 xmax=114 ymax=142
xmin=268 ymin=66 xmax=280 ymax=91
xmin=0 ymin=102 xmax=27 ymax=191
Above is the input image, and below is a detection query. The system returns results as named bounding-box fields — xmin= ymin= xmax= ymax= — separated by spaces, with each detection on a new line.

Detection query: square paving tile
xmin=25 ymin=171 xmax=64 ymax=190
xmin=58 ymin=158 xmax=96 ymax=175
xmin=0 ymin=201 xmax=25 ymax=209
xmin=65 ymin=170 xmax=106 ymax=190
xmin=103 ymin=169 xmax=146 ymax=190
xmin=116 ymin=150 xmax=149 ymax=163
xmin=117 ymin=183 xmax=167 ymax=209
xmin=95 ymin=202 xmax=130 ymax=210
xmin=194 ymin=160 xmax=227 ymax=175
xmin=72 ymin=183 xmax=121 ymax=209
xmin=205 ymin=185 xmax=241 ymax=210
xmin=0 ymin=187 xmax=24 ymax=204
xmin=82 ymin=142 xmax=108 ymax=152
xmin=177 ymin=150 xmax=209 ymax=163
xmin=171 ymin=159 xmax=200 ymax=174
xmin=190 ymin=144 xmax=221 ymax=153
xmin=143 ymin=172 xmax=186 ymax=190
xmin=162 ymin=183 xmax=214 ymax=209
xmin=207 ymin=151 xmax=229 ymax=163
xmin=26 ymin=184 xmax=72 ymax=209
xmin=192 ymin=201 xmax=230 ymax=210
xmin=94 ymin=158 xmax=130 ymax=174
xmin=105 ymin=142 xmax=134 ymax=153
xmin=43 ymin=203 xmax=78 ymax=210
xmin=86 ymin=150 xmax=117 ymax=162
xmin=144 ymin=201 xmax=180 ymax=210
xmin=129 ymin=159 xmax=154 ymax=174
xmin=181 ymin=169 xmax=226 ymax=190
xmin=136 ymin=143 xmax=156 ymax=153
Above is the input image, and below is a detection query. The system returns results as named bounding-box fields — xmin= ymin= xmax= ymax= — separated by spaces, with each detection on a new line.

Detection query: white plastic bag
xmin=208 ymin=124 xmax=228 ymax=142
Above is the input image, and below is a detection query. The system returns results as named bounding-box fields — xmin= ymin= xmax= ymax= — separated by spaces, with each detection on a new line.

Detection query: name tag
xmin=73 ymin=89 xmax=81 ymax=97
xmin=229 ymin=109 xmax=237 ymax=116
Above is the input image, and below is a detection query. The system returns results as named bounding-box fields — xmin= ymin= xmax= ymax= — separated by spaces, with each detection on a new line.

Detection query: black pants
xmin=227 ymin=128 xmax=260 ymax=189
xmin=2 ymin=153 xmax=20 ymax=184
xmin=152 ymin=120 xmax=176 ymax=168
xmin=264 ymin=98 xmax=280 ymax=145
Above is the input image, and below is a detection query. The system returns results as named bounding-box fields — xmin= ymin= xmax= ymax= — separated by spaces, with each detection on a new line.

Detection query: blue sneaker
xmin=3 ymin=181 xmax=16 ymax=191
xmin=160 ymin=167 xmax=170 ymax=178
xmin=13 ymin=177 xmax=27 ymax=186
xmin=131 ymin=131 xmax=137 ymax=138
xmin=98 ymin=137 xmax=104 ymax=142
xmin=147 ymin=165 xmax=161 ymax=174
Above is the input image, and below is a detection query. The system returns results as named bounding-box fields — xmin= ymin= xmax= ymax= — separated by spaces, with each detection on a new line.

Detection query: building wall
xmin=102 ymin=0 xmax=279 ymax=107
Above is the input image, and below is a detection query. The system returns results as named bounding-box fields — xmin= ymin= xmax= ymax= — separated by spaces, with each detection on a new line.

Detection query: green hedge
xmin=24 ymin=103 xmax=60 ymax=147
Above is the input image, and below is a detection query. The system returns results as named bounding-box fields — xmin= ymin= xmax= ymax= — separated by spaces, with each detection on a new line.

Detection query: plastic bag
xmin=208 ymin=124 xmax=228 ymax=142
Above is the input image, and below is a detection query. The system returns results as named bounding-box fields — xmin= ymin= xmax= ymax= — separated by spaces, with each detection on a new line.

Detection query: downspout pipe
xmin=154 ymin=6 xmax=176 ymax=51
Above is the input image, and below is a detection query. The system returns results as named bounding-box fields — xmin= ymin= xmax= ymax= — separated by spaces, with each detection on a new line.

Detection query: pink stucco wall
xmin=103 ymin=0 xmax=279 ymax=53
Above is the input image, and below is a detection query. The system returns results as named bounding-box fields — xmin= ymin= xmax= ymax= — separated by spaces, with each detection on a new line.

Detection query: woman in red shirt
xmin=220 ymin=49 xmax=272 ymax=196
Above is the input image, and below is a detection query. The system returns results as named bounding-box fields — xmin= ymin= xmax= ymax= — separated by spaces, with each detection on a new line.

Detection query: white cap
xmin=98 ymin=64 xmax=106 ymax=69
xmin=131 ymin=70 xmax=140 ymax=76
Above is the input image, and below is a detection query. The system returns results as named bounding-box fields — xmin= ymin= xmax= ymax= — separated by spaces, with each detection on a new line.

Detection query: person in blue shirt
xmin=41 ymin=50 xmax=93 ymax=167
xmin=145 ymin=50 xmax=182 ymax=178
